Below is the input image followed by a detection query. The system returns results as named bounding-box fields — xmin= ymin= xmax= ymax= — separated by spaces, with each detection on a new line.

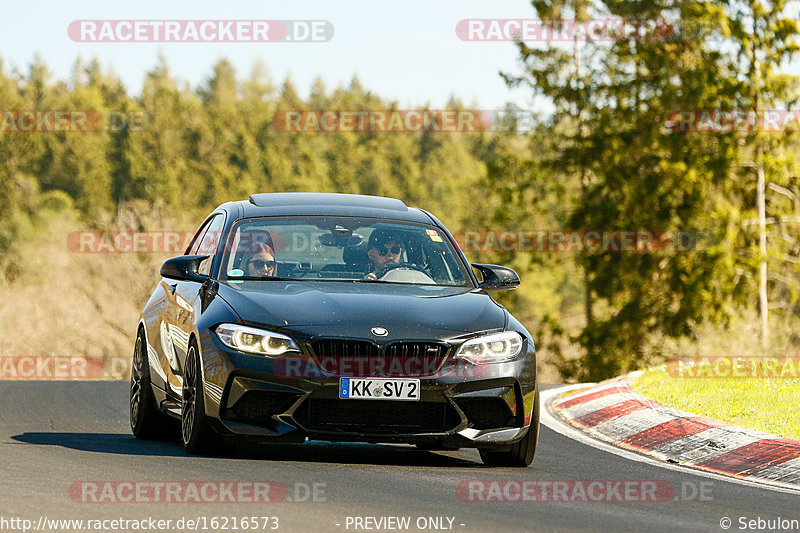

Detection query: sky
xmin=1 ymin=0 xmax=543 ymax=109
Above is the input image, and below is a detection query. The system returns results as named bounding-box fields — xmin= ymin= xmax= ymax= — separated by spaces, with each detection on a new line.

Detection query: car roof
xmin=227 ymin=192 xmax=436 ymax=224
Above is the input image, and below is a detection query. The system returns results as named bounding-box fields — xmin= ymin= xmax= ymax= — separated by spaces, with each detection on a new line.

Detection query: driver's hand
xmin=365 ymin=272 xmax=378 ymax=280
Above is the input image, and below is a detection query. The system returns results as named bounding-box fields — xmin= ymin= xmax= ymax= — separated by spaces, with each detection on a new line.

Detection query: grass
xmin=634 ymin=366 xmax=800 ymax=439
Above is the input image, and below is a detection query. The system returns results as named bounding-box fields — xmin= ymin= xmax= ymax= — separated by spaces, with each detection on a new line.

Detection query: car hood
xmin=216 ymin=281 xmax=507 ymax=339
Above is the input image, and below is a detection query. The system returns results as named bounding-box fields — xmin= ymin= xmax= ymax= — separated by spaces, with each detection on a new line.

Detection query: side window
xmin=195 ymin=215 xmax=225 ymax=275
xmin=186 ymin=220 xmax=212 ymax=256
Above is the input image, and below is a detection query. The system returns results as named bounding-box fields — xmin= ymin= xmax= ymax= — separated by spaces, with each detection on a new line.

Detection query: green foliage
xmin=501 ymin=0 xmax=800 ymax=379
xmin=0 ymin=55 xmax=488 ymax=285
xmin=1 ymin=41 xmax=798 ymax=380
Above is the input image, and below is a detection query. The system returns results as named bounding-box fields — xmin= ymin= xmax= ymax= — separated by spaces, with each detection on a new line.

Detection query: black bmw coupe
xmin=130 ymin=192 xmax=539 ymax=466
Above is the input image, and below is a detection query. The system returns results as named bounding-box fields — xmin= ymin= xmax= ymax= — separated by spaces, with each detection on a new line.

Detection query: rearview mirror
xmin=319 ymin=234 xmax=363 ymax=248
xmin=160 ymin=255 xmax=210 ymax=283
xmin=472 ymin=263 xmax=520 ymax=291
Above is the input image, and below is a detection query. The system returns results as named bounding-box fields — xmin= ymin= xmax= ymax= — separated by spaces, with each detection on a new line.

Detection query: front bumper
xmin=198 ymin=329 xmax=538 ymax=448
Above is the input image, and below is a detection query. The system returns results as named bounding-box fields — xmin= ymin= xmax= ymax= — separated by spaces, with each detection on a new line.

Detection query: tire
xmin=479 ymin=388 xmax=540 ymax=467
xmin=130 ymin=330 xmax=175 ymax=439
xmin=181 ymin=340 xmax=222 ymax=455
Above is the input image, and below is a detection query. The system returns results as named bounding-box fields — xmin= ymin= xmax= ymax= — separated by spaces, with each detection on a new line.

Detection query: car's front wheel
xmin=181 ymin=341 xmax=222 ymax=454
xmin=479 ymin=388 xmax=540 ymax=467
xmin=130 ymin=330 xmax=175 ymax=439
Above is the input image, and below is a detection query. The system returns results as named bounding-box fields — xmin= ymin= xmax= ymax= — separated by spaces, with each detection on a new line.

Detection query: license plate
xmin=339 ymin=377 xmax=420 ymax=401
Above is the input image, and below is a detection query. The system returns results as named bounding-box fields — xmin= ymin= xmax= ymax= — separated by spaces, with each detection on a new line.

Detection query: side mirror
xmin=160 ymin=255 xmax=210 ymax=283
xmin=472 ymin=263 xmax=520 ymax=291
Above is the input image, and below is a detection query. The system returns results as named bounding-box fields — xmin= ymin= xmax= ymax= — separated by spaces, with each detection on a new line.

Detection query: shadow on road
xmin=11 ymin=432 xmax=187 ymax=457
xmin=9 ymin=432 xmax=484 ymax=467
xmin=232 ymin=441 xmax=483 ymax=467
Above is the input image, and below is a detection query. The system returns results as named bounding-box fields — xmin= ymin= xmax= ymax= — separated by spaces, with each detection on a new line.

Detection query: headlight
xmin=215 ymin=324 xmax=300 ymax=356
xmin=455 ymin=331 xmax=523 ymax=363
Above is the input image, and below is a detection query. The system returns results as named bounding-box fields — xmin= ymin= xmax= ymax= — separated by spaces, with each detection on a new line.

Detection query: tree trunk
xmin=754 ymin=57 xmax=768 ymax=351
xmin=757 ymin=141 xmax=768 ymax=350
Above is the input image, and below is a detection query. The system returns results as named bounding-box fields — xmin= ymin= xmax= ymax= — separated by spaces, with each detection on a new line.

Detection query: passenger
xmin=242 ymin=242 xmax=277 ymax=277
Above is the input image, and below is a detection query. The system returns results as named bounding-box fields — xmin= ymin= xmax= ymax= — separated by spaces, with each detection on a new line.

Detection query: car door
xmin=146 ymin=217 xmax=209 ymax=395
xmin=160 ymin=213 xmax=225 ymax=398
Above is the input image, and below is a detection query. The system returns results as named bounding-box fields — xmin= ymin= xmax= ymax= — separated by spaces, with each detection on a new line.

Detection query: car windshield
xmin=219 ymin=216 xmax=470 ymax=287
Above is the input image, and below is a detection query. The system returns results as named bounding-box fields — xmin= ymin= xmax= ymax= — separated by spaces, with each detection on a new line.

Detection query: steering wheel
xmin=374 ymin=262 xmax=435 ymax=282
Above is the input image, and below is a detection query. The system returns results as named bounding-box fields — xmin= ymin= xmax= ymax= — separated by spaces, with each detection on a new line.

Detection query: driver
xmin=364 ymin=229 xmax=404 ymax=280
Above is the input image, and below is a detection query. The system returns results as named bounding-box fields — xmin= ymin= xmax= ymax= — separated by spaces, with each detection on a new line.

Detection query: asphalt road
xmin=1 ymin=381 xmax=798 ymax=533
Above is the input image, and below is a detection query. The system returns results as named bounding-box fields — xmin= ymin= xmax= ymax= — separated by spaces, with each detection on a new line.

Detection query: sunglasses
xmin=249 ymin=259 xmax=276 ymax=269
xmin=378 ymin=245 xmax=402 ymax=256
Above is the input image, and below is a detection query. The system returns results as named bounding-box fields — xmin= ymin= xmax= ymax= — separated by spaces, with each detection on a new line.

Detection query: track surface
xmin=1 ymin=381 xmax=798 ymax=532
